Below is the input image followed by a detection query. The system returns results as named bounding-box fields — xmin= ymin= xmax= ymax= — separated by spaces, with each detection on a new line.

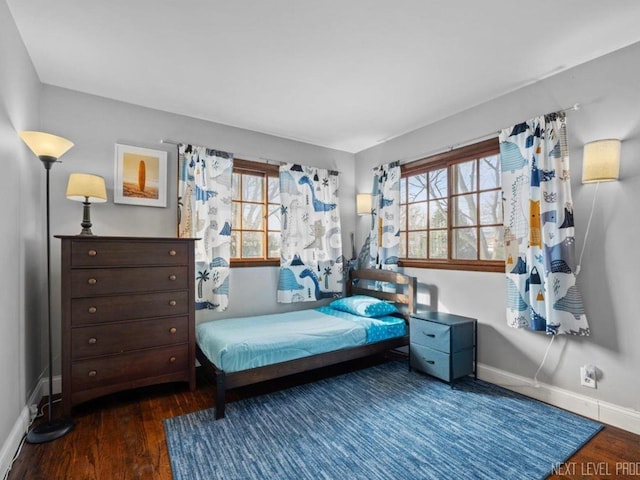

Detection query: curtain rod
xmin=391 ymin=103 xmax=581 ymax=167
xmin=160 ymin=139 xmax=340 ymax=175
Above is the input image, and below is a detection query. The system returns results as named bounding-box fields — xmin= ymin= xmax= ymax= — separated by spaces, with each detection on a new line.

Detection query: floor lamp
xmin=19 ymin=131 xmax=75 ymax=443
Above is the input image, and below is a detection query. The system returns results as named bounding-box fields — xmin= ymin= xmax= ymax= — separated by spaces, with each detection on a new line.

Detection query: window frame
xmin=230 ymin=158 xmax=281 ymax=268
xmin=399 ymin=138 xmax=504 ymax=273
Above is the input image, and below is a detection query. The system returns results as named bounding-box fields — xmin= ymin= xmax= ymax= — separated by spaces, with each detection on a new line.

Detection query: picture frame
xmin=114 ymin=143 xmax=168 ymax=207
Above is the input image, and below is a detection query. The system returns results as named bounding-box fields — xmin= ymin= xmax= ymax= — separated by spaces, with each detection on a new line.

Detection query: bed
xmin=195 ymin=268 xmax=417 ymax=419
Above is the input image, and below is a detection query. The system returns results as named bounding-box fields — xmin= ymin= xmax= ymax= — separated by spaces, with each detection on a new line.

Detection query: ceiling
xmin=7 ymin=1 xmax=640 ymax=153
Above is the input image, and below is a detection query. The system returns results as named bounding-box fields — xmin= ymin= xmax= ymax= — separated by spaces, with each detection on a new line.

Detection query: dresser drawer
xmin=70 ymin=240 xmax=188 ymax=267
xmin=410 ymin=319 xmax=451 ymax=352
xmin=71 ymin=344 xmax=189 ymax=391
xmin=71 ymin=291 xmax=189 ymax=325
xmin=410 ymin=344 xmax=474 ymax=382
xmin=71 ymin=266 xmax=188 ymax=297
xmin=72 ymin=316 xmax=189 ymax=359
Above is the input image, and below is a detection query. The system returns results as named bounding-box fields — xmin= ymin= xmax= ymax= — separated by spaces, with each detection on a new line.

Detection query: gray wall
xmin=355 ymin=41 xmax=640 ymax=411
xmin=0 ymin=0 xmax=44 ymax=457
xmin=40 ymin=85 xmax=357 ymax=376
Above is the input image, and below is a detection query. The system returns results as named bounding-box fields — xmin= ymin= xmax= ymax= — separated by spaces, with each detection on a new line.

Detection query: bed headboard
xmin=347 ymin=269 xmax=417 ymax=320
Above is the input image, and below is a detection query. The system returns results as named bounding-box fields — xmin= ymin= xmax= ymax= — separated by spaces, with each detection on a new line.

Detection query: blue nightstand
xmin=409 ymin=311 xmax=477 ymax=386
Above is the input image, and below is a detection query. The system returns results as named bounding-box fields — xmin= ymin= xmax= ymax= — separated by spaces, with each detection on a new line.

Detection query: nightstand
xmin=409 ymin=311 xmax=477 ymax=386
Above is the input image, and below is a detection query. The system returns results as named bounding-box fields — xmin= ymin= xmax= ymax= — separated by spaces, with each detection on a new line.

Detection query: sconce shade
xmin=357 ymin=193 xmax=372 ymax=215
xmin=582 ymin=139 xmax=621 ymax=183
xmin=19 ymin=131 xmax=74 ymax=160
xmin=66 ymin=173 xmax=108 ymax=203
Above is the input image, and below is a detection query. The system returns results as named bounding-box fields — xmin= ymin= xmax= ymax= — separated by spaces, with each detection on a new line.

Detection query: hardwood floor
xmin=8 ymin=356 xmax=640 ymax=479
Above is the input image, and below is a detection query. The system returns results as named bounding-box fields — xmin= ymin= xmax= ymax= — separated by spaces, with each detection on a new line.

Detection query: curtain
xmin=500 ymin=112 xmax=589 ymax=335
xmin=369 ymin=162 xmax=401 ymax=270
xmin=178 ymin=144 xmax=234 ymax=311
xmin=278 ymin=163 xmax=343 ymax=302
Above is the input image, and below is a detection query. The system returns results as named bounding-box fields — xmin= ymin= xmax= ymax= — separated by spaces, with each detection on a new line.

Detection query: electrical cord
xmin=575 ymin=181 xmax=600 ymax=276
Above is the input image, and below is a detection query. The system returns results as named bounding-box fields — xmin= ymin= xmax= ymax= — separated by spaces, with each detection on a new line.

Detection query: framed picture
xmin=114 ymin=144 xmax=168 ymax=207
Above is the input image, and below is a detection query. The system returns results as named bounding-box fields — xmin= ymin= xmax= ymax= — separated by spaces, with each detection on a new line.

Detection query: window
xmin=399 ymin=138 xmax=504 ymax=272
xmin=231 ymin=159 xmax=280 ymax=267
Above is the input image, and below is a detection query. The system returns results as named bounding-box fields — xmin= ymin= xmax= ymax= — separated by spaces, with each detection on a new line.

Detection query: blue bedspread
xmin=196 ymin=307 xmax=406 ymax=373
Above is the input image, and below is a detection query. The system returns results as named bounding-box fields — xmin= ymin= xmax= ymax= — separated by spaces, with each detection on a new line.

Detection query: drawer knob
xmin=87 ymin=278 xmax=97 ymax=285
xmin=169 ymin=327 xmax=177 ymax=334
xmin=168 ymin=249 xmax=177 ymax=256
xmin=422 ymin=358 xmax=435 ymax=365
xmin=88 ymin=249 xmax=97 ymax=257
xmin=169 ymin=356 xmax=176 ymax=363
xmin=423 ymin=333 xmax=436 ymax=338
xmin=168 ymin=274 xmax=177 ymax=281
xmin=88 ymin=337 xmax=97 ymax=344
xmin=169 ymin=300 xmax=177 ymax=306
xmin=88 ymin=370 xmax=97 ymax=377
xmin=88 ymin=306 xmax=97 ymax=314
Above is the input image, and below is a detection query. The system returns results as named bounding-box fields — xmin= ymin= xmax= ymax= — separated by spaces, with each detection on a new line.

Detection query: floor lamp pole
xmin=26 ymin=157 xmax=74 ymax=443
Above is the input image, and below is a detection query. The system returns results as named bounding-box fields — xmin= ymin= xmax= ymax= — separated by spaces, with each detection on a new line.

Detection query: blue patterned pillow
xmin=329 ymin=295 xmax=398 ymax=318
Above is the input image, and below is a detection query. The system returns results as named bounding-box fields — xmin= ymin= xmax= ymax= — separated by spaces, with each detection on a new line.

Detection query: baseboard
xmin=478 ymin=363 xmax=640 ymax=435
xmin=0 ymin=375 xmax=62 ymax=480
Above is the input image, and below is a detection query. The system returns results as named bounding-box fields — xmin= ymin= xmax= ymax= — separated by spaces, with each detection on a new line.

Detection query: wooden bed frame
xmin=196 ymin=269 xmax=417 ymax=419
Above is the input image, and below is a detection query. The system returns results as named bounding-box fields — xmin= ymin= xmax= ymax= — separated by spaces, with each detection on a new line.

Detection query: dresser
xmin=409 ymin=311 xmax=477 ymax=386
xmin=57 ymin=236 xmax=197 ymax=415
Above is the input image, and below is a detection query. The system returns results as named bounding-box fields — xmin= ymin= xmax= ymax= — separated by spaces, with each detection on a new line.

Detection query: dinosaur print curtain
xmin=277 ymin=163 xmax=343 ymax=303
xmin=500 ymin=112 xmax=589 ymax=335
xmin=370 ymin=162 xmax=401 ymax=270
xmin=178 ymin=144 xmax=234 ymax=311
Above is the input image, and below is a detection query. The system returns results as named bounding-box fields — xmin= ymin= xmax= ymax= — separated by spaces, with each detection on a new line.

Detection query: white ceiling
xmin=7 ymin=1 xmax=640 ymax=153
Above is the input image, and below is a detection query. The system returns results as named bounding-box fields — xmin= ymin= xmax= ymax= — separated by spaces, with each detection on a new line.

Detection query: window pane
xmin=453 ymin=194 xmax=477 ymax=227
xmin=232 ymin=173 xmax=240 ymax=200
xmin=429 ymin=199 xmax=448 ymax=229
xmin=399 ymin=232 xmax=406 ymax=258
xmin=453 ymin=160 xmax=476 ymax=194
xmin=453 ymin=228 xmax=477 ymax=259
xmin=268 ymin=232 xmax=280 ymax=259
xmin=408 ymin=202 xmax=427 ymax=230
xmin=429 ymin=230 xmax=447 ymax=259
xmin=242 ymin=231 xmax=263 ymax=258
xmin=480 ymin=226 xmax=504 ymax=261
xmin=230 ymin=231 xmax=240 ymax=258
xmin=408 ymin=231 xmax=427 ymax=258
xmin=242 ymin=204 xmax=263 ymax=229
xmin=242 ymin=174 xmax=263 ymax=202
xmin=400 ymin=177 xmax=407 ymax=204
xmin=479 ymin=190 xmax=502 ymax=225
xmin=479 ymin=155 xmax=500 ymax=190
xmin=429 ymin=168 xmax=448 ymax=199
xmin=268 ymin=205 xmax=281 ymax=230
xmin=399 ymin=204 xmax=407 ymax=231
xmin=232 ymin=202 xmax=241 ymax=229
xmin=268 ymin=176 xmax=280 ymax=203
xmin=408 ymin=174 xmax=427 ymax=202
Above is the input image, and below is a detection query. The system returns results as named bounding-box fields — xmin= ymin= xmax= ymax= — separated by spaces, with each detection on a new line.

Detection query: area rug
xmin=164 ymin=360 xmax=602 ymax=480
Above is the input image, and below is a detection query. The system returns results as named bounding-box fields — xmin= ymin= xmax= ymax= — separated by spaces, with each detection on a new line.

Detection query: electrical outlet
xmin=580 ymin=365 xmax=597 ymax=388
xmin=29 ymin=404 xmax=38 ymax=419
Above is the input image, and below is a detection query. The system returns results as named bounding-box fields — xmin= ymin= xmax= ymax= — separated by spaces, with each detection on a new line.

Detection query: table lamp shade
xmin=19 ymin=131 xmax=74 ymax=159
xmin=66 ymin=173 xmax=108 ymax=202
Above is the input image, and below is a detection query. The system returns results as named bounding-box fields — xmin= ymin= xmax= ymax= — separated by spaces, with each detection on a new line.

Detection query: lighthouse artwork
xmin=114 ymin=143 xmax=167 ymax=207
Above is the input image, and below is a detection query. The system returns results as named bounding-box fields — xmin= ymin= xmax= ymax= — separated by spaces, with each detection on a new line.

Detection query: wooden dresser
xmin=56 ymin=236 xmax=197 ymax=415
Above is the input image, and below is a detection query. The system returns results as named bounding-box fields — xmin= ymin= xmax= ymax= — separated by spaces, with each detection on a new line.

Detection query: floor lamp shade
xmin=582 ymin=139 xmax=621 ymax=183
xmin=19 ymin=130 xmax=75 ymax=443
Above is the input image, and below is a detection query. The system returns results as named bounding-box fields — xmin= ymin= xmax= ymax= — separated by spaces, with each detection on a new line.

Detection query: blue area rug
xmin=164 ymin=361 xmax=602 ymax=480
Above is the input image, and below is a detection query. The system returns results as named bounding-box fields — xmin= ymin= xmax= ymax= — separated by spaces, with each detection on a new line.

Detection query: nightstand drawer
xmin=71 ymin=291 xmax=189 ymax=325
xmin=410 ymin=319 xmax=451 ymax=352
xmin=71 ymin=266 xmax=188 ymax=297
xmin=71 ymin=344 xmax=189 ymax=391
xmin=410 ymin=344 xmax=450 ymax=380
xmin=71 ymin=240 xmax=188 ymax=267
xmin=72 ymin=316 xmax=189 ymax=359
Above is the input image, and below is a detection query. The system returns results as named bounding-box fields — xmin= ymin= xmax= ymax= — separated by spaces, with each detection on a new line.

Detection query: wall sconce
xmin=66 ymin=173 xmax=108 ymax=235
xmin=582 ymin=139 xmax=621 ymax=183
xmin=356 ymin=193 xmax=372 ymax=215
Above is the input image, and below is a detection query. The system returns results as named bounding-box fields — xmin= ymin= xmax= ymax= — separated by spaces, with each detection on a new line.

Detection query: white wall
xmin=40 ymin=85 xmax=357 ymax=370
xmin=0 ymin=0 xmax=44 ymax=472
xmin=355 ymin=41 xmax=640 ymax=412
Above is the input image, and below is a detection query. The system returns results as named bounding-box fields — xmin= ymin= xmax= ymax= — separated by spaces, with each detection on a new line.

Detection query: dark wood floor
xmin=8 ymin=356 xmax=640 ymax=479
